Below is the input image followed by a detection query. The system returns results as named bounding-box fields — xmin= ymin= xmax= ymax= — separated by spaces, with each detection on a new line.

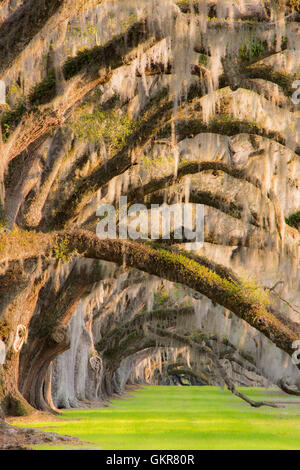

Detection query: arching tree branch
xmin=0 ymin=229 xmax=298 ymax=362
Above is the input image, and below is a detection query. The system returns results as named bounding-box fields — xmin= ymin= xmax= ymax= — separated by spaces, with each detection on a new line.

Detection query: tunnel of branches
xmin=0 ymin=0 xmax=299 ymax=419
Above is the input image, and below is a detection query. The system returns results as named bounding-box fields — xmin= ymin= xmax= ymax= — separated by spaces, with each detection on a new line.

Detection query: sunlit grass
xmin=12 ymin=386 xmax=300 ymax=450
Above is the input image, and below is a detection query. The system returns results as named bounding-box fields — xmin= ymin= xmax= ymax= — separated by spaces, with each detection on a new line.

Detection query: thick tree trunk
xmin=100 ymin=366 xmax=115 ymax=400
xmin=0 ymin=356 xmax=34 ymax=416
xmin=19 ymin=261 xmax=107 ymax=411
xmin=0 ymin=262 xmax=46 ymax=416
xmin=20 ymin=326 xmax=70 ymax=412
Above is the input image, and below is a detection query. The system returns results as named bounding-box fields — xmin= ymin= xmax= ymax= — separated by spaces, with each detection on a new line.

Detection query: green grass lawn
xmin=12 ymin=386 xmax=300 ymax=450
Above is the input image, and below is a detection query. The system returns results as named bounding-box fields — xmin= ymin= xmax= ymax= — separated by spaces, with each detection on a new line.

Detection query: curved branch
xmin=278 ymin=378 xmax=300 ymax=396
xmin=43 ymin=89 xmax=172 ymax=229
xmin=0 ymin=0 xmax=63 ymax=75
xmin=2 ymin=20 xmax=159 ymax=164
xmin=151 ymin=327 xmax=281 ymax=408
xmin=0 ymin=229 xmax=298 ymax=361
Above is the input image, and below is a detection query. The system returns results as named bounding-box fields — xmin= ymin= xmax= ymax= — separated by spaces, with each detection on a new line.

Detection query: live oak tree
xmin=0 ymin=0 xmax=300 ymax=421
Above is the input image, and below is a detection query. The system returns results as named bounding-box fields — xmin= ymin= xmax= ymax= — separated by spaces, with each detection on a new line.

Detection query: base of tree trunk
xmin=0 ymin=390 xmax=35 ymax=417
